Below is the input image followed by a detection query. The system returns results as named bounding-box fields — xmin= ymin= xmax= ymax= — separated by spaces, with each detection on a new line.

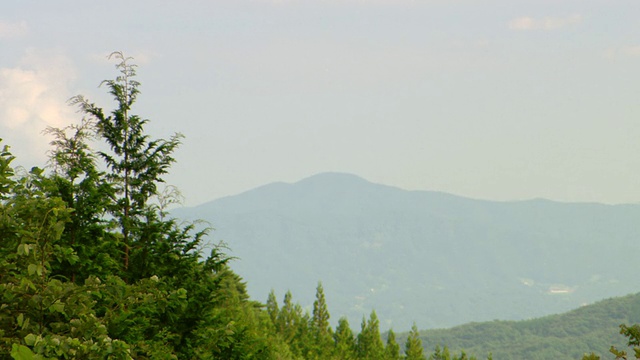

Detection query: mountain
xmin=172 ymin=172 xmax=640 ymax=331
xmin=404 ymin=292 xmax=640 ymax=360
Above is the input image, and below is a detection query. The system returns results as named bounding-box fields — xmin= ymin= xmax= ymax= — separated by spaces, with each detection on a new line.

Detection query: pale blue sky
xmin=2 ymin=1 xmax=640 ymax=205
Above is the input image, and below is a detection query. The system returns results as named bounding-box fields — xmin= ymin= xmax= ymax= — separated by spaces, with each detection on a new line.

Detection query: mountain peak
xmin=294 ymin=172 xmax=371 ymax=186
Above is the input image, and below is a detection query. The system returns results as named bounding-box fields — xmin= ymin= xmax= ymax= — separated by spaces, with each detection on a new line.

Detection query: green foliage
xmin=0 ymin=54 xmax=297 ymax=359
xmin=69 ymin=51 xmax=188 ymax=281
xmin=385 ymin=329 xmax=401 ymax=360
xmin=310 ymin=282 xmax=333 ymax=358
xmin=0 ymin=143 xmax=132 ymax=358
xmin=43 ymin=119 xmax=119 ymax=283
xmin=582 ymin=352 xmax=601 ymax=360
xmin=405 ymin=323 xmax=426 ymax=360
xmin=610 ymin=323 xmax=640 ymax=359
xmin=402 ymin=293 xmax=640 ymax=360
xmin=334 ymin=317 xmax=357 ymax=359
xmin=357 ymin=311 xmax=386 ymax=360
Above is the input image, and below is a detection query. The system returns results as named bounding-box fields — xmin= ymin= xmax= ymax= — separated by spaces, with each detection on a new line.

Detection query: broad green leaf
xmin=24 ymin=334 xmax=38 ymax=346
xmin=10 ymin=344 xmax=35 ymax=360
xmin=49 ymin=301 xmax=65 ymax=314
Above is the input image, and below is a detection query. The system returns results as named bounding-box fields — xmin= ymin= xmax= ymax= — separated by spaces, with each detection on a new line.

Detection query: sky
xmin=2 ymin=0 xmax=640 ymax=206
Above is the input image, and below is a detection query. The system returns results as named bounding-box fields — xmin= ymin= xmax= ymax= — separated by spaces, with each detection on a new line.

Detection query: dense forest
xmin=0 ymin=54 xmax=638 ymax=359
xmin=391 ymin=293 xmax=640 ymax=360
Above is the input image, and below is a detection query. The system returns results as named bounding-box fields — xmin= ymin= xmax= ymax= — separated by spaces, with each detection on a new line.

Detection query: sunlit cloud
xmin=0 ymin=20 xmax=28 ymax=39
xmin=508 ymin=14 xmax=582 ymax=31
xmin=0 ymin=50 xmax=77 ymax=163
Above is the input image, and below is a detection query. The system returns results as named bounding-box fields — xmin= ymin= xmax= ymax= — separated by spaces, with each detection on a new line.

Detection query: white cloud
xmin=508 ymin=14 xmax=582 ymax=31
xmin=0 ymin=20 xmax=28 ymax=39
xmin=0 ymin=50 xmax=77 ymax=163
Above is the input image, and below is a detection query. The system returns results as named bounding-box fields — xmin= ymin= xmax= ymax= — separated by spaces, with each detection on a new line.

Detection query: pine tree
xmin=312 ymin=282 xmax=331 ymax=336
xmin=334 ymin=316 xmax=357 ymax=359
xmin=385 ymin=329 xmax=401 ymax=360
xmin=311 ymin=281 xmax=333 ymax=357
xmin=405 ymin=323 xmax=426 ymax=360
xmin=357 ymin=310 xmax=385 ymax=360
xmin=431 ymin=345 xmax=452 ymax=360
xmin=277 ymin=290 xmax=296 ymax=341
xmin=266 ymin=289 xmax=279 ymax=325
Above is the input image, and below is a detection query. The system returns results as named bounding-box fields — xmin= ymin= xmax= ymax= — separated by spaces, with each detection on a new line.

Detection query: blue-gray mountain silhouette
xmin=172 ymin=172 xmax=640 ymax=331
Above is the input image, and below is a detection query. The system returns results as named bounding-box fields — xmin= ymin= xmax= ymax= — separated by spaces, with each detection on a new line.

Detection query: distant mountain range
xmin=172 ymin=172 xmax=640 ymax=331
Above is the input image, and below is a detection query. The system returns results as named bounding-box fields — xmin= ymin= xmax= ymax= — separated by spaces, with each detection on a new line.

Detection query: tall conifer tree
xmin=334 ymin=316 xmax=357 ymax=359
xmin=405 ymin=323 xmax=426 ymax=360
xmin=311 ymin=282 xmax=332 ymax=358
xmin=386 ymin=329 xmax=401 ymax=360
xmin=357 ymin=310 xmax=385 ymax=360
xmin=70 ymin=51 xmax=193 ymax=281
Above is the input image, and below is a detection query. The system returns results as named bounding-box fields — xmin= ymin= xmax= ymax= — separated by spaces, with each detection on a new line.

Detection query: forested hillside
xmin=395 ymin=292 xmax=640 ymax=360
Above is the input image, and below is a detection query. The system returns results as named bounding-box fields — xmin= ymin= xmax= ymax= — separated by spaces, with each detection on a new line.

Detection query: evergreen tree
xmin=357 ymin=310 xmax=385 ymax=360
xmin=277 ymin=290 xmax=296 ymax=342
xmin=312 ymin=282 xmax=331 ymax=336
xmin=266 ymin=289 xmax=279 ymax=325
xmin=0 ymin=142 xmax=132 ymax=358
xmin=0 ymin=54 xmax=298 ymax=359
xmin=311 ymin=281 xmax=333 ymax=358
xmin=385 ymin=329 xmax=401 ymax=360
xmin=334 ymin=316 xmax=357 ymax=359
xmin=70 ymin=51 xmax=189 ymax=281
xmin=405 ymin=323 xmax=426 ymax=360
xmin=431 ymin=345 xmax=451 ymax=360
xmin=43 ymin=119 xmax=118 ymax=283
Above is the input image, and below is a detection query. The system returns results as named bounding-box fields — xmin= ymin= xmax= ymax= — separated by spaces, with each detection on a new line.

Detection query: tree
xmin=310 ymin=282 xmax=333 ymax=357
xmin=610 ymin=324 xmax=640 ymax=359
xmin=334 ymin=316 xmax=357 ymax=359
xmin=266 ymin=289 xmax=279 ymax=325
xmin=357 ymin=310 xmax=385 ymax=360
xmin=43 ymin=119 xmax=119 ymax=283
xmin=0 ymin=53 xmax=298 ymax=360
xmin=70 ymin=51 xmax=187 ymax=281
xmin=385 ymin=329 xmax=401 ymax=360
xmin=430 ymin=345 xmax=451 ymax=360
xmin=0 ymin=142 xmax=132 ymax=358
xmin=405 ymin=323 xmax=426 ymax=360
xmin=312 ymin=282 xmax=331 ymax=336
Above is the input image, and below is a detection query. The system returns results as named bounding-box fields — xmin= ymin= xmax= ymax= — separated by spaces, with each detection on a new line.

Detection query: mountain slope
xmin=408 ymin=292 xmax=640 ymax=360
xmin=172 ymin=172 xmax=640 ymax=330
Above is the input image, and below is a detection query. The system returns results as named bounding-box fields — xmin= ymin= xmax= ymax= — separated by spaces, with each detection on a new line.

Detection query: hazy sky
xmin=2 ymin=0 xmax=640 ymax=206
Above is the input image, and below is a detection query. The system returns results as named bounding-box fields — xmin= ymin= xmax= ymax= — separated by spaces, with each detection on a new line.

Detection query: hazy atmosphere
xmin=2 ymin=0 xmax=640 ymax=206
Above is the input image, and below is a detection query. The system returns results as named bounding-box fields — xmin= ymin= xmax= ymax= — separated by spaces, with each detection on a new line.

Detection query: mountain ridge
xmin=172 ymin=172 xmax=640 ymax=331
xmin=405 ymin=291 xmax=640 ymax=359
